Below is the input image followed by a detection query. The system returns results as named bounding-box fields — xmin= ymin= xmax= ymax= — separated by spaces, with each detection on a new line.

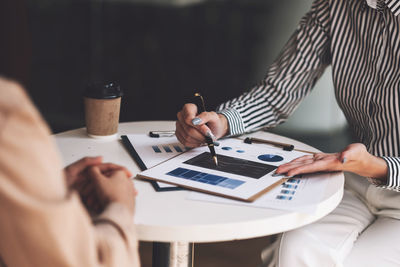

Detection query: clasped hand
xmin=64 ymin=157 xmax=137 ymax=216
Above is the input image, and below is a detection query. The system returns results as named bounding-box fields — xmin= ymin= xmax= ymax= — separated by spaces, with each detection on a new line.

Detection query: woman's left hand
xmin=275 ymin=143 xmax=388 ymax=179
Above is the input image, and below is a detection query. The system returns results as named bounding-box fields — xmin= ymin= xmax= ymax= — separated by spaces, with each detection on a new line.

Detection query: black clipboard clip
xmin=149 ymin=130 xmax=175 ymax=138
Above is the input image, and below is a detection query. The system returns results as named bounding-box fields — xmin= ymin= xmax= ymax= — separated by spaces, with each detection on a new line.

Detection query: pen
xmin=244 ymin=137 xmax=316 ymax=154
xmin=193 ymin=93 xmax=219 ymax=166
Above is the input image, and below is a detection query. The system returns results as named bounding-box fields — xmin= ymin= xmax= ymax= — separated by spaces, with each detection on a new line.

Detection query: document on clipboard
xmin=121 ymin=134 xmax=187 ymax=191
xmin=137 ymin=138 xmax=309 ymax=202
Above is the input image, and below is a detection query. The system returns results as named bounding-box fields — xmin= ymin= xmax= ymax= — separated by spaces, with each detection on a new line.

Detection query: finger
xmin=175 ymin=120 xmax=204 ymax=147
xmin=198 ymin=124 xmax=215 ymax=141
xmin=72 ymin=176 xmax=89 ymax=191
xmin=131 ymin=180 xmax=139 ymax=195
xmin=175 ymin=127 xmax=188 ymax=147
xmin=277 ymin=152 xmax=344 ymax=176
xmin=87 ymin=166 xmax=105 ymax=184
xmin=290 ymin=155 xmax=314 ymax=163
xmin=178 ymin=106 xmax=220 ymax=142
xmin=191 ymin=110 xmax=217 ymax=129
xmin=286 ymin=159 xmax=341 ymax=177
xmin=191 ymin=112 xmax=223 ymax=140
xmin=178 ymin=119 xmax=205 ymax=143
xmin=180 ymin=103 xmax=198 ymax=126
xmin=97 ymin=163 xmax=132 ymax=177
xmin=105 ymin=169 xmax=127 ymax=182
xmin=338 ymin=152 xmax=347 ymax=164
xmin=66 ymin=156 xmax=103 ymax=175
xmin=103 ymin=169 xmax=131 ymax=179
xmin=340 ymin=144 xmax=359 ymax=163
xmin=276 ymin=159 xmax=315 ymax=174
xmin=175 ymin=121 xmax=201 ymax=147
xmin=275 ymin=155 xmax=314 ymax=173
xmin=313 ymin=153 xmax=326 ymax=161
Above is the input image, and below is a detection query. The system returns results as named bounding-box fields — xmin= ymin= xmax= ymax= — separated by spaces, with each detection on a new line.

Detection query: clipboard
xmin=137 ymin=138 xmax=307 ymax=202
xmin=121 ymin=135 xmax=186 ymax=192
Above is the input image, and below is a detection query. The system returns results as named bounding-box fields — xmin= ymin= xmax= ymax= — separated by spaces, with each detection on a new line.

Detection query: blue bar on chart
xmin=282 ymin=184 xmax=298 ymax=189
xmin=173 ymin=145 xmax=183 ymax=153
xmin=152 ymin=145 xmax=162 ymax=153
xmin=163 ymin=146 xmax=173 ymax=153
xmin=276 ymin=195 xmax=293 ymax=200
xmin=166 ymin=167 xmax=245 ymax=189
xmin=280 ymin=189 xmax=295 ymax=195
xmin=287 ymin=178 xmax=301 ymax=184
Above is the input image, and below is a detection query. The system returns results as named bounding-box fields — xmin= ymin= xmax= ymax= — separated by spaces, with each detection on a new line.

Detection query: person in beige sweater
xmin=0 ymin=77 xmax=140 ymax=267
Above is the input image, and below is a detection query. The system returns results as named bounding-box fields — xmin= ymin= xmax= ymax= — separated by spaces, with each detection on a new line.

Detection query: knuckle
xmin=82 ymin=157 xmax=91 ymax=164
xmin=208 ymin=111 xmax=217 ymax=119
xmin=183 ymin=103 xmax=194 ymax=112
xmin=181 ymin=129 xmax=191 ymax=141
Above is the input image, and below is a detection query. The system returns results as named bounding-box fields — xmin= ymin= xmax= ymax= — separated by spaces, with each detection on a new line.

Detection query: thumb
xmin=339 ymin=145 xmax=357 ymax=164
xmin=88 ymin=165 xmax=105 ymax=184
xmin=338 ymin=151 xmax=347 ymax=164
xmin=339 ymin=143 xmax=362 ymax=164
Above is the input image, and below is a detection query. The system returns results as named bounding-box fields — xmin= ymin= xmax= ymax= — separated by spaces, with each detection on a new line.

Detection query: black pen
xmin=193 ymin=93 xmax=218 ymax=166
xmin=244 ymin=137 xmax=316 ymax=154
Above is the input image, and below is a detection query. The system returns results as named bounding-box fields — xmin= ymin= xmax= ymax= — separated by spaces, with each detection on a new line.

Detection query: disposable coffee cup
xmin=84 ymin=82 xmax=123 ymax=139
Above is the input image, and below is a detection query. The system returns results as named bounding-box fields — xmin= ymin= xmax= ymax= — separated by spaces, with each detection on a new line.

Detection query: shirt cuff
xmin=379 ymin=156 xmax=400 ymax=191
xmin=386 ymin=0 xmax=400 ymax=16
xmin=217 ymin=108 xmax=246 ymax=136
xmin=94 ymin=202 xmax=135 ymax=241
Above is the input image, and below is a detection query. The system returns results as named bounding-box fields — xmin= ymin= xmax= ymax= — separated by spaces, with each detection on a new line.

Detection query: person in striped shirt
xmin=176 ymin=0 xmax=400 ymax=266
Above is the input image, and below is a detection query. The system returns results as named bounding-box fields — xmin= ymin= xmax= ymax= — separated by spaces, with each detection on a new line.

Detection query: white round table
xmin=54 ymin=121 xmax=344 ymax=267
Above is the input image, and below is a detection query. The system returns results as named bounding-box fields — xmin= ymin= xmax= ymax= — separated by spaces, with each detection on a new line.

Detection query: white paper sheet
xmin=138 ymin=138 xmax=310 ymax=201
xmin=125 ymin=134 xmax=186 ymax=188
xmin=187 ymin=172 xmax=331 ymax=214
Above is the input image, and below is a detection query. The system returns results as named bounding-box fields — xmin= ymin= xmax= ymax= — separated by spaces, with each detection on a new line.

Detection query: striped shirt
xmin=217 ymin=0 xmax=400 ymax=190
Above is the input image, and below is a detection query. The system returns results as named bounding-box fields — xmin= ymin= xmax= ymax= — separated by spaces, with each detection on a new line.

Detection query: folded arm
xmin=0 ymin=79 xmax=140 ymax=267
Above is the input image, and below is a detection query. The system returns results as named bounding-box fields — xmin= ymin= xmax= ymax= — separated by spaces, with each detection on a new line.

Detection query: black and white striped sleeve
xmin=386 ymin=0 xmax=400 ymax=16
xmin=216 ymin=0 xmax=331 ymax=136
xmin=381 ymin=157 xmax=400 ymax=191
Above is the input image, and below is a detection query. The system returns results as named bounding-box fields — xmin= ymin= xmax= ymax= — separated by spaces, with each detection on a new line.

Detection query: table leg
xmin=152 ymin=242 xmax=193 ymax=267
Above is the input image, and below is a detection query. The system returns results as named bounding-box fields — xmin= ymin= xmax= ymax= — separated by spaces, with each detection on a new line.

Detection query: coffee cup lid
xmin=84 ymin=82 xmax=123 ymax=99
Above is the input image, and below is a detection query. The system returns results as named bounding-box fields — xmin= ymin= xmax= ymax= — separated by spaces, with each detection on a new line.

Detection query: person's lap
xmin=264 ymin=173 xmax=400 ymax=267
xmin=344 ymin=216 xmax=400 ymax=267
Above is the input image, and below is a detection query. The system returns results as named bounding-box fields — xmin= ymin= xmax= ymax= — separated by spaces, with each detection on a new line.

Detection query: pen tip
xmin=213 ymin=156 xmax=218 ymax=166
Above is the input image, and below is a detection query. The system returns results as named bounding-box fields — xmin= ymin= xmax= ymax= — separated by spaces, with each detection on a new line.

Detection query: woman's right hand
xmin=175 ymin=103 xmax=229 ymax=147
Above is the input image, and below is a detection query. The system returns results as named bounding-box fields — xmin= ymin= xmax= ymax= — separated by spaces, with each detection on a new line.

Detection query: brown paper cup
xmin=84 ymin=96 xmax=121 ymax=139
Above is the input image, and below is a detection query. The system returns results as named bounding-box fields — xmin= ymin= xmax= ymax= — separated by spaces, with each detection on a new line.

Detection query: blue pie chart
xmin=258 ymin=154 xmax=284 ymax=162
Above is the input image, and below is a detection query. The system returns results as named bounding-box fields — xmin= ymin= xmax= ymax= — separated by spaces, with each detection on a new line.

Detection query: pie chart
xmin=258 ymin=154 xmax=284 ymax=162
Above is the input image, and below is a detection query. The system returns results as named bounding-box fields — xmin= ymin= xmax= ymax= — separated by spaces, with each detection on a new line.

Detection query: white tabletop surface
xmin=54 ymin=121 xmax=344 ymax=243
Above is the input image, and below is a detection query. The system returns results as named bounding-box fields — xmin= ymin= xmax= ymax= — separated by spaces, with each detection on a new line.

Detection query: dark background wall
xmin=1 ymin=0 xmax=312 ymax=133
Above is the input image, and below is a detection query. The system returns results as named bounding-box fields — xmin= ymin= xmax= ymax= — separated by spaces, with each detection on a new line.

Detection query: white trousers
xmin=263 ymin=172 xmax=400 ymax=267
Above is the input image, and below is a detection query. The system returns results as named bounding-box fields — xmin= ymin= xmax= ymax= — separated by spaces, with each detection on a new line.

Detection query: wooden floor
xmin=139 ymin=236 xmax=272 ymax=267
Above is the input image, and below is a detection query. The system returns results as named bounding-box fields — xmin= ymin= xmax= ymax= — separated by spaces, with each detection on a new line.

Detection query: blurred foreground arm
xmin=0 ymin=78 xmax=140 ymax=267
